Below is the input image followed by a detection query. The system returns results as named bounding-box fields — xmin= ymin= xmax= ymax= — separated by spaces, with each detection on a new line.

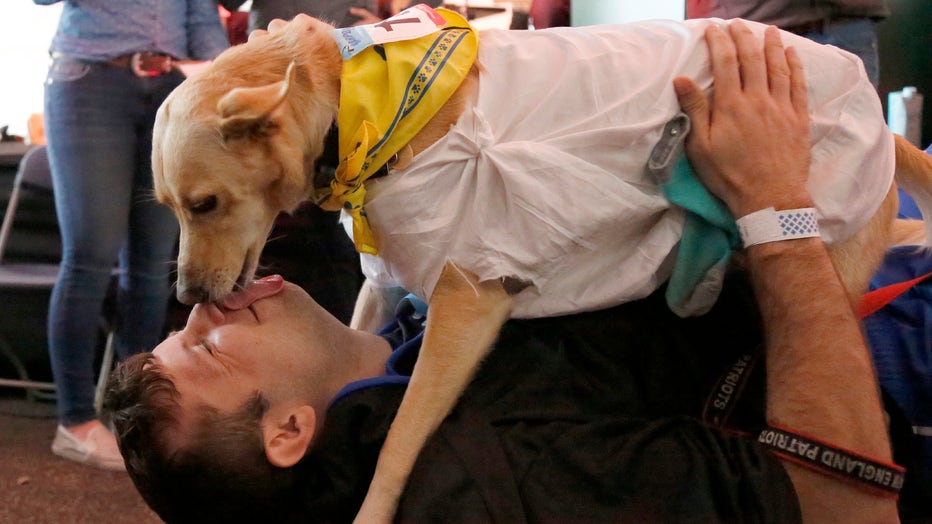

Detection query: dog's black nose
xmin=176 ymin=286 xmax=210 ymax=305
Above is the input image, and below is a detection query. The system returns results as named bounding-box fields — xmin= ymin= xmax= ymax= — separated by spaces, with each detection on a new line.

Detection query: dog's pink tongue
xmin=219 ymin=275 xmax=284 ymax=310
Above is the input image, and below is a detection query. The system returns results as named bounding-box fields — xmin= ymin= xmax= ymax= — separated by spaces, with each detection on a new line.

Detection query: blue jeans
xmin=802 ymin=18 xmax=880 ymax=89
xmin=44 ymin=57 xmax=182 ymax=425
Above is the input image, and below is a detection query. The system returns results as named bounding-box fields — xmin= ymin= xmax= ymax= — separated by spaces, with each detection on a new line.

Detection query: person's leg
xmin=530 ymin=0 xmax=571 ymax=29
xmin=803 ymin=18 xmax=880 ymax=88
xmin=44 ymin=60 xmax=138 ymax=428
xmin=114 ymin=71 xmax=184 ymax=359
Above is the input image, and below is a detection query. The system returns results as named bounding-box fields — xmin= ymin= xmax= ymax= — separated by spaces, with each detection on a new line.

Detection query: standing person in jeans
xmin=530 ymin=0 xmax=570 ymax=29
xmin=216 ymin=1 xmax=445 ymax=33
xmin=687 ymin=0 xmax=888 ymax=88
xmin=218 ymin=0 xmax=360 ymax=32
xmin=34 ymin=0 xmax=229 ymax=470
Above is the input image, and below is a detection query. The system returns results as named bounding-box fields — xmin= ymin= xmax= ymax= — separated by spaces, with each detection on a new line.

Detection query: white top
xmin=351 ymin=18 xmax=894 ymax=318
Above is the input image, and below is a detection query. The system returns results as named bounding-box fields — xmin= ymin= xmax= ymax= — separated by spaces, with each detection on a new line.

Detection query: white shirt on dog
xmin=350 ymin=18 xmax=894 ymax=318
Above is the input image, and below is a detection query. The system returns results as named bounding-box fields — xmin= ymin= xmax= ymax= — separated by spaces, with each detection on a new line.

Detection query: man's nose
xmin=188 ymin=303 xmax=226 ymax=331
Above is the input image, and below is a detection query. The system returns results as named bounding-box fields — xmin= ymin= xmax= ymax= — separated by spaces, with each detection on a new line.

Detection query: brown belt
xmin=106 ymin=52 xmax=174 ymax=77
xmin=782 ymin=18 xmax=829 ymax=35
xmin=782 ymin=15 xmax=871 ymax=36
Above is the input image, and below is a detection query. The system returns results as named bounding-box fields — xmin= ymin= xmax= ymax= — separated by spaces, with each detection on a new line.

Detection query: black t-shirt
xmin=294 ymin=272 xmax=802 ymax=523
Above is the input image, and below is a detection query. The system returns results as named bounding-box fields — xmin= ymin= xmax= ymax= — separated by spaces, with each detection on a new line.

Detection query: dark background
xmin=877 ymin=0 xmax=931 ymax=151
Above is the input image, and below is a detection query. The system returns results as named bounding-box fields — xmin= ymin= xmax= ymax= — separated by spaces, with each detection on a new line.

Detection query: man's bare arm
xmin=676 ymin=21 xmax=898 ymax=522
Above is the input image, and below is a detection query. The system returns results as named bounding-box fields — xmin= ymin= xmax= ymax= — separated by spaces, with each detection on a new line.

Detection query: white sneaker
xmin=51 ymin=424 xmax=126 ymax=472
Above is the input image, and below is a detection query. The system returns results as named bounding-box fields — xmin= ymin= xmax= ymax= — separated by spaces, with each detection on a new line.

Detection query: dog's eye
xmin=190 ymin=195 xmax=218 ymax=214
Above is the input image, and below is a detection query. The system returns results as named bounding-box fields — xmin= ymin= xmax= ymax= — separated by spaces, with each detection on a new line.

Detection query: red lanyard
xmin=857 ymin=271 xmax=932 ymax=319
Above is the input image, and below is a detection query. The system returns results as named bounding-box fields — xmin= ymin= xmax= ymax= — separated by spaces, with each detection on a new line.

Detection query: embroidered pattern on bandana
xmin=358 ymin=28 xmax=473 ymax=176
xmin=331 ymin=7 xmax=477 ymax=255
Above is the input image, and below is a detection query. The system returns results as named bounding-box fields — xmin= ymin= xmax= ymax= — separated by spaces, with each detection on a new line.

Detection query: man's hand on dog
xmin=674 ymin=21 xmax=814 ymax=219
xmin=247 ymin=15 xmax=303 ymax=42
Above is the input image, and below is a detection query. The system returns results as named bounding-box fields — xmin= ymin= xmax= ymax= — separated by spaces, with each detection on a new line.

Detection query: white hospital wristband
xmin=736 ymin=207 xmax=820 ymax=248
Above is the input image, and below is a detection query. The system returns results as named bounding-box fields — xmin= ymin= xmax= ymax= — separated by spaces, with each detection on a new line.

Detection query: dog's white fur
xmin=152 ymin=13 xmax=932 ymax=522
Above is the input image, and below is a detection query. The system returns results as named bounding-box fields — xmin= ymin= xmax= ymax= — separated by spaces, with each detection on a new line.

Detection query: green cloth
xmin=662 ymin=156 xmax=741 ymax=316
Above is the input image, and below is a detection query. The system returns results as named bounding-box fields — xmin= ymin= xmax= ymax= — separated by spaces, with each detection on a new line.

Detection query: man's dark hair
xmin=104 ymin=353 xmax=304 ymax=523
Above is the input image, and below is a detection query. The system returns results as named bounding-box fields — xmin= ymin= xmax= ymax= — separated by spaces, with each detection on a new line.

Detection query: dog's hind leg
xmin=826 ymin=135 xmax=932 ymax=305
xmin=350 ymin=279 xmax=409 ymax=333
xmin=826 ymin=183 xmax=899 ymax=305
xmin=890 ymin=218 xmax=926 ymax=246
xmin=891 ymin=134 xmax=932 ymax=244
xmin=354 ymin=261 xmax=512 ymax=523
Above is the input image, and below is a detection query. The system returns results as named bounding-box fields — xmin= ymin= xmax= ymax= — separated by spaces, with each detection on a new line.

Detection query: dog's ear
xmin=217 ymin=61 xmax=297 ymax=141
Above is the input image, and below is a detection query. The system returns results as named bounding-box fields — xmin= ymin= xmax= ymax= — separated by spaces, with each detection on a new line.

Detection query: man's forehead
xmin=147 ymin=351 xmax=213 ymax=441
xmin=149 ymin=343 xmax=198 ymax=399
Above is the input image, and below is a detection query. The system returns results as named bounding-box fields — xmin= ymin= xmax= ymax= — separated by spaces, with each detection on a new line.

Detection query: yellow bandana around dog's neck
xmin=328 ymin=6 xmax=478 ymax=255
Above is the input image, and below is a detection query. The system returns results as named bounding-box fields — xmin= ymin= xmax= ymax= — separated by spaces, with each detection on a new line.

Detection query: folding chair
xmin=0 ymin=145 xmax=115 ymax=409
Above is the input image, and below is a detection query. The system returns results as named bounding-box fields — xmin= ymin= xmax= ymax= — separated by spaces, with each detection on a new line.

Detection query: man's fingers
xmin=786 ymin=46 xmax=809 ymax=119
xmin=247 ymin=29 xmax=268 ymax=42
xmin=763 ymin=26 xmax=791 ymax=101
xmin=674 ymin=76 xmax=710 ymax=135
xmin=349 ymin=7 xmax=382 ymax=25
xmin=219 ymin=275 xmax=285 ymax=310
xmin=266 ymin=18 xmax=288 ymax=33
xmin=729 ymin=20 xmax=767 ymax=93
xmin=705 ymin=24 xmax=741 ymax=97
xmin=249 ymin=15 xmax=292 ymax=42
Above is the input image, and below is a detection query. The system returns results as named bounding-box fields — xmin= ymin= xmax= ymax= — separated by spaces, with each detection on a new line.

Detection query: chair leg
xmin=93 ymin=330 xmax=115 ymax=414
xmin=0 ymin=333 xmax=56 ymax=401
xmin=1 ymin=324 xmax=115 ymax=408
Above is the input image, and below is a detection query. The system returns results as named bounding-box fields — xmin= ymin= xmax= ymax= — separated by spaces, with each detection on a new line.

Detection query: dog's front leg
xmin=350 ymin=279 xmax=409 ymax=332
xmin=354 ymin=261 xmax=512 ymax=523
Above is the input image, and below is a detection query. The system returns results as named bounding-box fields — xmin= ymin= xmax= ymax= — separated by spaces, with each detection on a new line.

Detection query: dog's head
xmin=153 ymin=15 xmax=342 ymax=304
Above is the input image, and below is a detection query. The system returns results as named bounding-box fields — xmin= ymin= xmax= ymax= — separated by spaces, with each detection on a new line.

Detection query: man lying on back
xmin=104 ymin=22 xmax=900 ymax=523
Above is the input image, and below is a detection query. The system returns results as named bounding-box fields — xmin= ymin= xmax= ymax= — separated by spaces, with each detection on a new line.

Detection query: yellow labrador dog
xmin=152 ymin=8 xmax=931 ymax=522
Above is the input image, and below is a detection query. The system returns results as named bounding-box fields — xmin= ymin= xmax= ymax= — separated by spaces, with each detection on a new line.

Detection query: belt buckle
xmin=131 ymin=52 xmax=171 ymax=77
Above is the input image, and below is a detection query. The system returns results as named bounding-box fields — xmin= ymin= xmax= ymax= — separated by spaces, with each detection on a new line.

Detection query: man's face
xmin=152 ymin=282 xmax=324 ymax=420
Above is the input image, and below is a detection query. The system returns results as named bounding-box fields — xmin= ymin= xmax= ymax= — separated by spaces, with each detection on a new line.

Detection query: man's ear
xmin=261 ymin=404 xmax=317 ymax=468
xmin=217 ymin=61 xmax=297 ymax=141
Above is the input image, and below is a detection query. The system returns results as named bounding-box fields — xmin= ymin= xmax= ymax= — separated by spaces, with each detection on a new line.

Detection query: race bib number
xmin=331 ymin=4 xmax=448 ymax=60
